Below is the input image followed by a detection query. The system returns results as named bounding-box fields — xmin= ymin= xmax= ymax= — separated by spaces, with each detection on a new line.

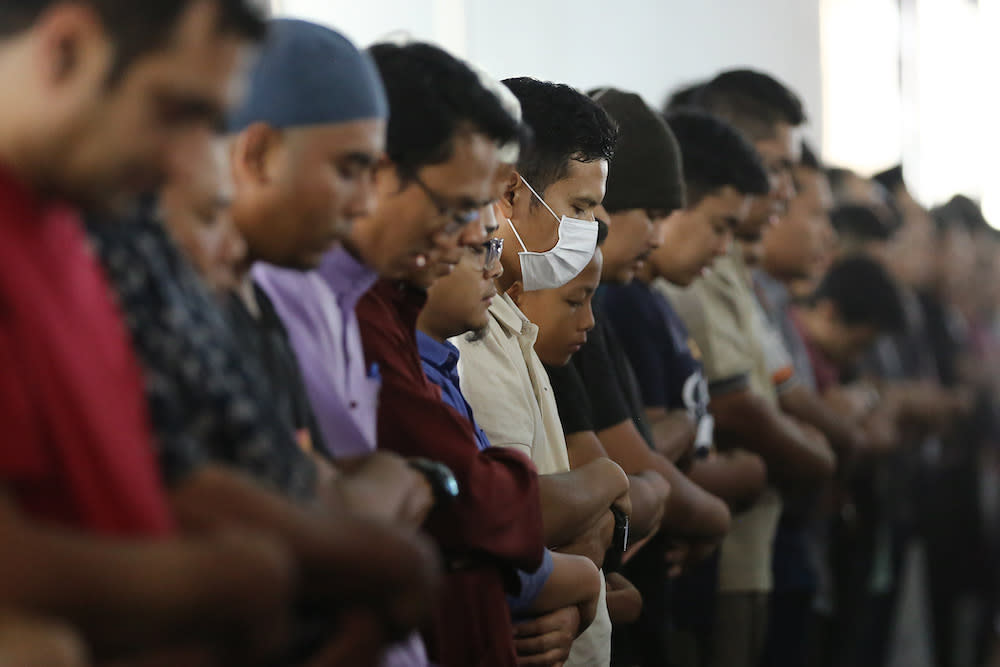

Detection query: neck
xmin=636 ymin=261 xmax=656 ymax=285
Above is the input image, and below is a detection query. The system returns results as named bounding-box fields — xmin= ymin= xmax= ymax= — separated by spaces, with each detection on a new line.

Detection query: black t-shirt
xmin=546 ymin=290 xmax=654 ymax=445
xmin=90 ymin=216 xmax=317 ymax=501
xmin=603 ymin=281 xmax=709 ymax=424
xmin=226 ymin=285 xmax=327 ymax=459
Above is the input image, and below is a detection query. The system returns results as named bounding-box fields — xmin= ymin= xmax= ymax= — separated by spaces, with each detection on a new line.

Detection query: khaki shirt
xmin=455 ymin=293 xmax=611 ymax=666
xmin=656 ymin=247 xmax=782 ymax=594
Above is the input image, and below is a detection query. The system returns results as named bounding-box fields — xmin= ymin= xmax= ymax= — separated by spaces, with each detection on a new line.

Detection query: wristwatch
xmin=408 ymin=458 xmax=460 ymax=505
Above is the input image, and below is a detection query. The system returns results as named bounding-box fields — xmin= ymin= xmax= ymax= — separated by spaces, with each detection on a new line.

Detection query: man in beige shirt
xmin=662 ymin=70 xmax=836 ymax=667
xmin=457 ymin=77 xmax=629 ymax=667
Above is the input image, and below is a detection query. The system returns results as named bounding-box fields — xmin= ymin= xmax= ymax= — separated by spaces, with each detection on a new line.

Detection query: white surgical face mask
xmin=507 ymin=176 xmax=598 ymax=291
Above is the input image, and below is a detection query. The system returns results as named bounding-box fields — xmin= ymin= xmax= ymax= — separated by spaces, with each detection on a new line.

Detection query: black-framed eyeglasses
xmin=413 ymin=174 xmax=481 ymax=235
xmin=483 ymin=237 xmax=503 ymax=272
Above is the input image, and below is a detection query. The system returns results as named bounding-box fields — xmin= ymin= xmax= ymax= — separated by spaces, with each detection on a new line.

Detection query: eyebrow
xmin=572 ymin=197 xmax=599 ymax=210
xmin=339 ymin=152 xmax=378 ymax=168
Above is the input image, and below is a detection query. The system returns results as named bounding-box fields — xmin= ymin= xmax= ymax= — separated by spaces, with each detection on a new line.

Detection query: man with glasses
xmin=262 ymin=44 xmax=547 ymax=667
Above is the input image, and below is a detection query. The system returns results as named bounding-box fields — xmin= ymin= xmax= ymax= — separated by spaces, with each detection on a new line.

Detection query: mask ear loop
xmin=518 ymin=175 xmax=563 ymax=224
xmin=506 ymin=216 xmax=530 ymax=253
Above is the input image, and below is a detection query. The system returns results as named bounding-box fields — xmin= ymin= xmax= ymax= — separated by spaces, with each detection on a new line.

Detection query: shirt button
xmin=349 ymin=401 xmax=358 ymax=409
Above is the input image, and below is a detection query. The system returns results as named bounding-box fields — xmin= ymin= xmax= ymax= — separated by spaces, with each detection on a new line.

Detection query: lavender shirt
xmin=254 ymin=246 xmax=429 ymax=667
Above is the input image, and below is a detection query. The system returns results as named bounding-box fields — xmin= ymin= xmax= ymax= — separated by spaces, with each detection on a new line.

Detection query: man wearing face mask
xmin=542 ymin=90 xmax=732 ymax=667
xmin=663 ymin=70 xmax=836 ymax=667
xmin=457 ymin=77 xmax=631 ymax=667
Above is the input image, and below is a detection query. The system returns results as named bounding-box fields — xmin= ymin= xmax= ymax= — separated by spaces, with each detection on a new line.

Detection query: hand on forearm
xmin=514 ymin=606 xmax=580 ymax=667
xmin=556 ymin=510 xmax=615 ymax=568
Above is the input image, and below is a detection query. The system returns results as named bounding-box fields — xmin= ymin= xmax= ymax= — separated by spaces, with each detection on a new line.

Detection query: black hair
xmin=665 ymin=109 xmax=769 ymax=205
xmin=502 ymin=77 xmax=618 ymax=196
xmin=369 ymin=42 xmax=522 ymax=181
xmin=690 ymin=69 xmax=806 ymax=141
xmin=813 ymin=255 xmax=905 ymax=333
xmin=825 ymin=167 xmax=856 ymax=198
xmin=831 ymin=204 xmax=898 ymax=243
xmin=0 ymin=1 xmax=267 ymax=83
xmin=872 ymin=165 xmax=905 ymax=194
xmin=596 ymin=218 xmax=609 ymax=246
xmin=663 ymin=81 xmax=706 ymax=113
xmin=800 ymin=141 xmax=821 ymax=170
xmin=931 ymin=195 xmax=989 ymax=235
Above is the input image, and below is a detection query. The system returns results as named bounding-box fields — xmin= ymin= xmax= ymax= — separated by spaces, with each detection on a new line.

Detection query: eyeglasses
xmin=483 ymin=237 xmax=504 ymax=272
xmin=413 ymin=174 xmax=481 ymax=235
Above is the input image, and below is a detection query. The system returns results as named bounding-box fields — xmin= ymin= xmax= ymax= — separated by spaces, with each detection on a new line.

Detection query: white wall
xmin=271 ymin=0 xmax=825 ymax=144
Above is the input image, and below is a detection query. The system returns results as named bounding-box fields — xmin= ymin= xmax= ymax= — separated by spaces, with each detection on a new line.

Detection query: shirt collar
xmin=491 ymin=292 xmax=531 ymax=336
xmin=317 ymin=245 xmax=379 ymax=306
xmin=416 ymin=330 xmax=461 ymax=374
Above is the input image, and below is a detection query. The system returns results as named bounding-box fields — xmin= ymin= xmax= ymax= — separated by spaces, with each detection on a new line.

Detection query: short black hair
xmin=831 ymin=204 xmax=898 ymax=243
xmin=872 ymin=165 xmax=905 ymax=194
xmin=690 ymin=69 xmax=805 ymax=142
xmin=931 ymin=194 xmax=989 ymax=235
xmin=369 ymin=42 xmax=522 ymax=180
xmin=665 ymin=109 xmax=769 ymax=205
xmin=0 ymin=1 xmax=267 ymax=82
xmin=800 ymin=141 xmax=821 ymax=170
xmin=663 ymin=81 xmax=706 ymax=113
xmin=503 ymin=77 xmax=618 ymax=196
xmin=596 ymin=218 xmax=610 ymax=246
xmin=813 ymin=255 xmax=905 ymax=333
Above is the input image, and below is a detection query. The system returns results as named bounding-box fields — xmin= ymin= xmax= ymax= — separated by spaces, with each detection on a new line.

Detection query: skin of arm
xmin=644 ymin=407 xmax=697 ymax=463
xmin=565 ymin=430 xmax=668 ymax=541
xmin=538 ymin=457 xmax=629 ymax=548
xmin=595 ymin=419 xmax=731 ymax=540
xmin=521 ymin=552 xmax=601 ymax=634
xmin=687 ymin=449 xmax=768 ymax=512
xmin=604 ymin=572 xmax=643 ymax=625
xmin=169 ymin=466 xmax=441 ymax=639
xmin=0 ymin=492 xmax=296 ymax=663
xmin=711 ymin=389 xmax=836 ymax=488
xmin=779 ymin=383 xmax=865 ymax=461
xmin=513 ymin=606 xmax=581 ymax=667
xmin=0 ymin=612 xmax=88 ymax=667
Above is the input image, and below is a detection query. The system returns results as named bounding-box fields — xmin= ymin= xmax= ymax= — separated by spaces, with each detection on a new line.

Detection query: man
xmin=603 ymin=108 xmax=771 ymax=667
xmin=92 ymin=20 xmax=442 ymax=665
xmin=416 ymin=208 xmax=607 ymax=663
xmin=457 ymin=77 xmax=631 ymax=667
xmin=665 ymin=69 xmax=836 ymax=667
xmin=753 ymin=141 xmax=869 ymax=667
xmin=542 ymin=91 xmax=730 ymax=667
xmin=335 ymin=42 xmax=550 ymax=667
xmin=0 ymin=2 xmax=308 ymax=663
xmin=792 ymin=255 xmax=906 ymax=379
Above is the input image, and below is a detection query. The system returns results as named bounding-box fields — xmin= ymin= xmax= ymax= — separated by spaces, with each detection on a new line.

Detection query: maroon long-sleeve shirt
xmin=357 ymin=279 xmax=545 ymax=667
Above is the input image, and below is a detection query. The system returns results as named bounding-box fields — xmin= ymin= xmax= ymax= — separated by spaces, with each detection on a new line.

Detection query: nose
xmin=459 ymin=215 xmax=488 ymax=248
xmin=581 ymin=303 xmax=596 ymax=333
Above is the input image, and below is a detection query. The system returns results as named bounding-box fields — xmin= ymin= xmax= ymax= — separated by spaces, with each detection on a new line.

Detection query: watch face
xmin=443 ymin=474 xmax=459 ymax=498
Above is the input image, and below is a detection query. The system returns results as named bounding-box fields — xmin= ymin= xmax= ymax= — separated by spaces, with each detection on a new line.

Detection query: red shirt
xmin=358 ymin=279 xmax=544 ymax=667
xmin=0 ymin=166 xmax=173 ymax=536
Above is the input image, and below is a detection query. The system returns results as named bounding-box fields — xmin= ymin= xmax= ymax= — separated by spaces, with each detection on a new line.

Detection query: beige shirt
xmin=657 ymin=247 xmax=782 ymax=594
xmin=455 ymin=293 xmax=611 ymax=666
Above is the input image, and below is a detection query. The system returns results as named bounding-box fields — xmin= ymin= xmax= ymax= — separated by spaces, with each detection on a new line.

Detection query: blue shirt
xmin=417 ymin=331 xmax=553 ymax=614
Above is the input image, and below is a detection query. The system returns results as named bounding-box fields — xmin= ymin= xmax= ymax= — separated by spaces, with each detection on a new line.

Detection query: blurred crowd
xmin=0 ymin=2 xmax=997 ymax=667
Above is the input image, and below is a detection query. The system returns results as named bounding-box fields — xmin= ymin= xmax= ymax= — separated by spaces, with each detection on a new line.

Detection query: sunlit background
xmin=270 ymin=0 xmax=1000 ymax=227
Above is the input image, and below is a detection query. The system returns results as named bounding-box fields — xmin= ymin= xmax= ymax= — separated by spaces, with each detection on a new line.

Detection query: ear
xmin=496 ymin=170 xmax=521 ymax=219
xmin=36 ymin=4 xmax=107 ymax=86
xmin=506 ymin=280 xmax=525 ymax=307
xmin=231 ymin=122 xmax=282 ymax=189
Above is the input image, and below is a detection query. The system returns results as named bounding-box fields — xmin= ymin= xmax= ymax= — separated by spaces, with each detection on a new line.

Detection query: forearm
xmin=688 ymin=450 xmax=767 ymax=511
xmin=626 ymin=471 xmax=668 ymax=541
xmin=712 ymin=390 xmax=836 ymax=485
xmin=539 ymin=459 xmax=629 ymax=547
xmin=780 ymin=385 xmax=862 ymax=459
xmin=0 ymin=502 xmax=291 ymax=658
xmin=647 ymin=408 xmax=697 ymax=462
xmin=529 ymin=552 xmax=601 ymax=628
xmin=171 ymin=466 xmax=438 ymax=607
xmin=658 ymin=461 xmax=731 ymax=540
